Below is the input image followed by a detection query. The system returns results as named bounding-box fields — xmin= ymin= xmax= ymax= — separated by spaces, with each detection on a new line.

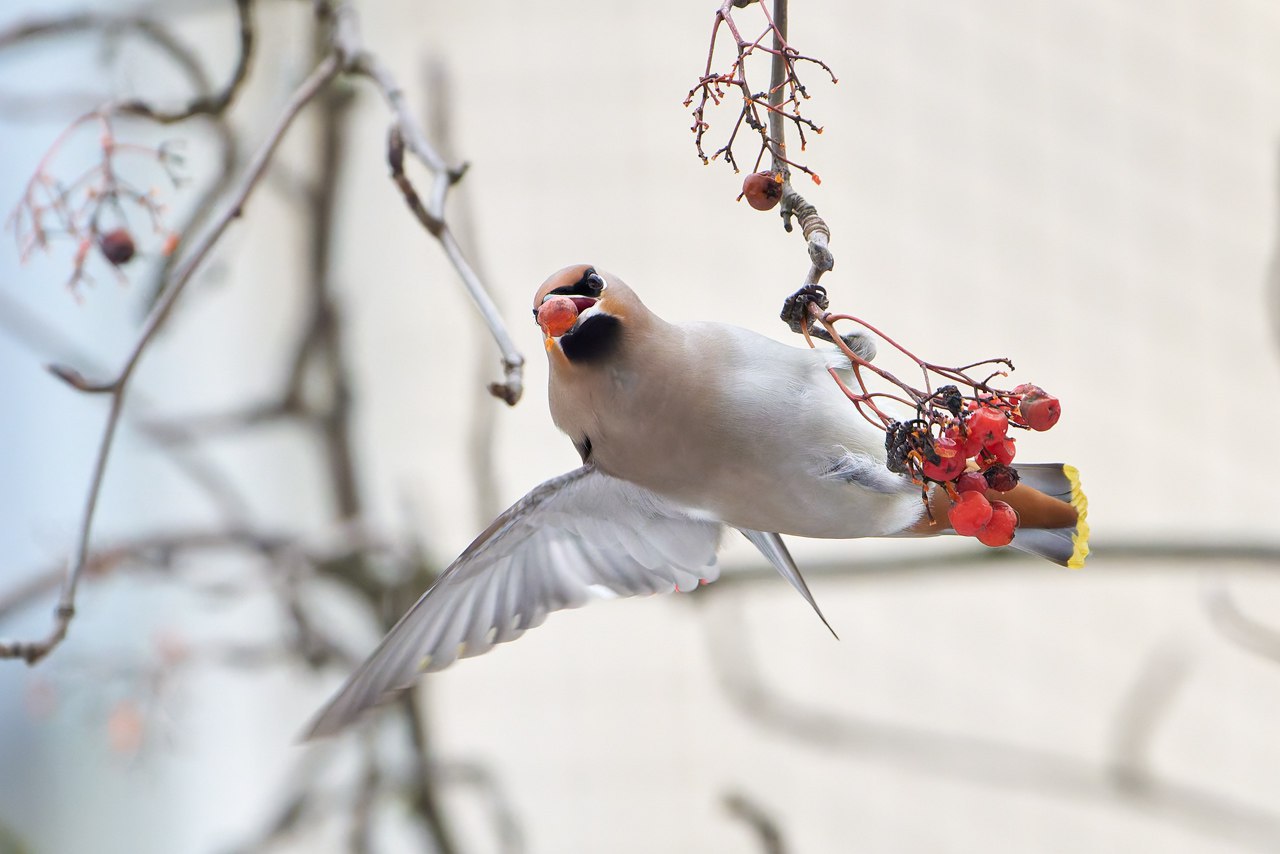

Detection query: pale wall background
xmin=1 ymin=1 xmax=1279 ymax=852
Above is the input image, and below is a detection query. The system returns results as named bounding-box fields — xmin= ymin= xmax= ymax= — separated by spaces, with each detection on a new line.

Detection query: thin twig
xmin=0 ymin=55 xmax=342 ymax=664
xmin=353 ymin=51 xmax=525 ymax=405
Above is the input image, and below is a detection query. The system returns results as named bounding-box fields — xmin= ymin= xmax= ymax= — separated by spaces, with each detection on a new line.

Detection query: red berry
xmin=98 ymin=228 xmax=135 ymax=266
xmin=955 ymin=471 xmax=987 ymax=494
xmin=985 ymin=436 xmax=1016 ymax=466
xmin=920 ymin=435 xmax=966 ymax=482
xmin=975 ymin=500 xmax=1018 ymax=547
xmin=948 ymin=491 xmax=993 ymax=536
xmin=1019 ymin=393 xmax=1061 ymax=431
xmin=536 ymin=295 xmax=579 ymax=338
xmin=982 ymin=463 xmax=1019 ymax=492
xmin=967 ymin=407 xmax=1008 ymax=446
xmin=1011 ymin=383 xmax=1041 ymax=396
xmin=742 ymin=171 xmax=783 ymax=211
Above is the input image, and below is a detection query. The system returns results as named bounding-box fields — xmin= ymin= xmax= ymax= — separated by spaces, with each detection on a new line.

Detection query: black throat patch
xmin=561 ymin=313 xmax=622 ymax=363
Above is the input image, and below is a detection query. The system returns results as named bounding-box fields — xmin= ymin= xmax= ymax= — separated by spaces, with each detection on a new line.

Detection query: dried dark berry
xmin=98 ymin=229 xmax=135 ymax=266
xmin=935 ymin=385 xmax=963 ymax=416
xmin=983 ymin=463 xmax=1020 ymax=492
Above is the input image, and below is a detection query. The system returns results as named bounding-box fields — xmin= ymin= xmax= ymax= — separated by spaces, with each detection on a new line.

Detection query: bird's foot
xmin=780 ymin=284 xmax=829 ymax=335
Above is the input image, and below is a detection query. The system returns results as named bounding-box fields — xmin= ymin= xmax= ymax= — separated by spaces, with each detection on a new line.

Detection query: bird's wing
xmin=305 ymin=465 xmax=723 ymax=738
xmin=736 ymin=528 xmax=837 ymax=639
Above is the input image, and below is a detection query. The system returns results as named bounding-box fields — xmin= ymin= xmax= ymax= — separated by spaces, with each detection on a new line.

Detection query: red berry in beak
xmin=537 ymin=295 xmax=579 ymax=338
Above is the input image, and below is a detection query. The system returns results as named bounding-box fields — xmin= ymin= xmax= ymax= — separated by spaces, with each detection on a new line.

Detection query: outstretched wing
xmin=305 ymin=465 xmax=723 ymax=738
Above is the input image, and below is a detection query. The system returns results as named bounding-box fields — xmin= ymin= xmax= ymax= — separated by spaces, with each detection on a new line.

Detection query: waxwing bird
xmin=304 ymin=265 xmax=1089 ymax=738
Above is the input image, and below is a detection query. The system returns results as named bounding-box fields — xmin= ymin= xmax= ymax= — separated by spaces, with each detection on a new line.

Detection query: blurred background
xmin=1 ymin=0 xmax=1279 ymax=852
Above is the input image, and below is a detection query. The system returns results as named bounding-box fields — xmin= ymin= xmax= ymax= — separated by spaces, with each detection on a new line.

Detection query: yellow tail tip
xmin=1063 ymin=464 xmax=1090 ymax=568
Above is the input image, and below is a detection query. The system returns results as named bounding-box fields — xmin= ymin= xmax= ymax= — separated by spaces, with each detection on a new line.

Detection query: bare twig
xmin=765 ymin=0 xmax=832 ymax=286
xmin=354 ymin=52 xmax=525 ymax=405
xmin=0 ymin=55 xmax=342 ymax=664
xmin=424 ymin=59 xmax=504 ymax=525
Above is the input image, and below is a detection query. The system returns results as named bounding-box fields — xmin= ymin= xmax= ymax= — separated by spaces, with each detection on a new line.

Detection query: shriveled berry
xmin=955 ymin=471 xmax=988 ymax=494
xmin=967 ymin=406 xmax=1008 ymax=445
xmin=983 ymin=463 xmax=1019 ymax=492
xmin=948 ymin=491 xmax=993 ymax=536
xmin=1019 ymin=393 xmax=1061 ymax=431
xmin=742 ymin=171 xmax=783 ymax=211
xmin=537 ymin=295 xmax=579 ymax=338
xmin=975 ymin=500 xmax=1018 ymax=547
xmin=920 ymin=435 xmax=966 ymax=481
xmin=99 ymin=228 xmax=135 ymax=266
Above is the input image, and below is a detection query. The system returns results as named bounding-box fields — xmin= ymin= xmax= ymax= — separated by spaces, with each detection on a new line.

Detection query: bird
xmin=304 ymin=264 xmax=1089 ymax=738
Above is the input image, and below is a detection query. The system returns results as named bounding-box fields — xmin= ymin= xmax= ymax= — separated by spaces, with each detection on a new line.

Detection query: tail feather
xmin=1008 ymin=463 xmax=1090 ymax=568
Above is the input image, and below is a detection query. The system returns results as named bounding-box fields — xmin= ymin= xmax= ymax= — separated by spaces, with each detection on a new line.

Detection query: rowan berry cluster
xmin=885 ymin=383 xmax=1062 ymax=547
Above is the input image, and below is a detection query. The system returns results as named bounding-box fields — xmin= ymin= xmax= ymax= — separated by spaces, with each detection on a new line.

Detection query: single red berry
xmin=985 ymin=436 xmax=1017 ymax=466
xmin=955 ymin=471 xmax=987 ymax=494
xmin=536 ymin=295 xmax=579 ymax=338
xmin=98 ymin=228 xmax=135 ymax=266
xmin=1011 ymin=383 xmax=1041 ymax=396
xmin=967 ymin=407 xmax=1008 ymax=446
xmin=983 ymin=463 xmax=1020 ymax=492
xmin=921 ymin=436 xmax=966 ymax=482
xmin=948 ymin=491 xmax=993 ymax=536
xmin=1019 ymin=393 xmax=1061 ymax=431
xmin=742 ymin=171 xmax=783 ymax=211
xmin=975 ymin=500 xmax=1018 ymax=547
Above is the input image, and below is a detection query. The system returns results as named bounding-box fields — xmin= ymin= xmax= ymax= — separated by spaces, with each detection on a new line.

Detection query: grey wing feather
xmin=304 ymin=465 xmax=723 ymax=738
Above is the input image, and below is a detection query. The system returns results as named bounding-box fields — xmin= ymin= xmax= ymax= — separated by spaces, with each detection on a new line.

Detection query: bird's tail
xmin=1005 ymin=463 xmax=1090 ymax=568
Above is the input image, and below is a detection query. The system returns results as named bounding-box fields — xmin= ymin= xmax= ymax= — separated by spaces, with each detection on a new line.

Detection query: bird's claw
xmin=780 ymin=284 xmax=829 ymax=335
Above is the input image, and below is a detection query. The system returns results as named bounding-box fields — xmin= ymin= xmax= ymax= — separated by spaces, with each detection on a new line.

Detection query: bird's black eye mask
xmin=531 ymin=267 xmax=607 ymax=320
xmin=552 ymin=267 xmax=605 ymax=299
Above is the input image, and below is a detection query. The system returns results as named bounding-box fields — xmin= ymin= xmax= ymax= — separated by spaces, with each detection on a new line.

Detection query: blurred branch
xmin=0 ymin=290 xmax=255 ymax=524
xmin=724 ymin=791 xmax=788 ymax=854
xmin=1202 ymin=579 xmax=1280 ymax=666
xmin=116 ymin=0 xmax=254 ymax=124
xmin=0 ymin=54 xmax=342 ymax=665
xmin=1108 ymin=642 xmax=1192 ymax=790
xmin=436 ymin=760 xmax=527 ymax=854
xmin=716 ymin=539 xmax=1280 ymax=586
xmin=703 ymin=592 xmax=1280 ymax=853
xmin=403 ymin=690 xmax=460 ymax=854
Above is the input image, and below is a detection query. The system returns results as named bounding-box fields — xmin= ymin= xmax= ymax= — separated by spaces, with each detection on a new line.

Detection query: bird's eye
xmin=585 ymin=271 xmax=605 ymax=294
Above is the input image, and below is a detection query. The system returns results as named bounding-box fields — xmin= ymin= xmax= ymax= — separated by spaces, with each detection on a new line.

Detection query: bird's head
xmin=533 ymin=264 xmax=643 ymax=364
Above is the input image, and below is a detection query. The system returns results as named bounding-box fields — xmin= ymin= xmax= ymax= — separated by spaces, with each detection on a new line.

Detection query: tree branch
xmin=0 ymin=55 xmax=342 ymax=664
xmin=352 ymin=50 xmax=525 ymax=405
